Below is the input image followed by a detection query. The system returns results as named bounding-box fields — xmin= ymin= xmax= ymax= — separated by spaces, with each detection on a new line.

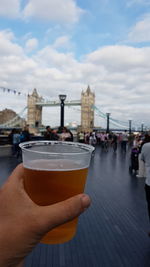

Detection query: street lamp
xmin=141 ymin=123 xmax=144 ymax=133
xmin=59 ymin=94 xmax=66 ymax=128
xmin=129 ymin=120 xmax=132 ymax=135
xmin=106 ymin=113 xmax=110 ymax=133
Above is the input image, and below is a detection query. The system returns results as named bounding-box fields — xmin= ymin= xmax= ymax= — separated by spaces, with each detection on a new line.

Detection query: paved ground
xmin=0 ymin=145 xmax=150 ymax=267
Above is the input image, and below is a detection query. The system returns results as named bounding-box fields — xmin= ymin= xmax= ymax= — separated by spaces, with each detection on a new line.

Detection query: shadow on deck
xmin=0 ymin=145 xmax=150 ymax=267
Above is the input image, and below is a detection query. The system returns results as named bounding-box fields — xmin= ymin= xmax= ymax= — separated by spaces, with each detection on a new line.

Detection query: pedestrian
xmin=111 ymin=133 xmax=118 ymax=152
xmin=140 ymin=135 xmax=150 ymax=235
xmin=96 ymin=131 xmax=101 ymax=145
xmin=78 ymin=132 xmax=85 ymax=143
xmin=44 ymin=126 xmax=52 ymax=140
xmin=20 ymin=125 xmax=31 ymax=142
xmin=136 ymin=135 xmax=147 ymax=178
xmin=121 ymin=130 xmax=128 ymax=152
xmin=8 ymin=128 xmax=16 ymax=145
xmin=12 ymin=129 xmax=21 ymax=157
xmin=85 ymin=132 xmax=90 ymax=144
xmin=59 ymin=127 xmax=72 ymax=141
xmin=51 ymin=129 xmax=59 ymax=140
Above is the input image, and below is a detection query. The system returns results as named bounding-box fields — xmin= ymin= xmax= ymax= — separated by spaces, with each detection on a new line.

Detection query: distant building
xmin=0 ymin=108 xmax=26 ymax=128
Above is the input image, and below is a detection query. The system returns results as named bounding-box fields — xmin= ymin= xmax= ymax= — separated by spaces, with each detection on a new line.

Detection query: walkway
xmin=0 ymin=145 xmax=150 ymax=267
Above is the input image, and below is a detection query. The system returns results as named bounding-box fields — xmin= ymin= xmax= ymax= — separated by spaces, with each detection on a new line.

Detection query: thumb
xmin=37 ymin=194 xmax=91 ymax=233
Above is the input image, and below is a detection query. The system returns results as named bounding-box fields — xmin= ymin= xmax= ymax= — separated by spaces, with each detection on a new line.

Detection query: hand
xmin=0 ymin=164 xmax=91 ymax=267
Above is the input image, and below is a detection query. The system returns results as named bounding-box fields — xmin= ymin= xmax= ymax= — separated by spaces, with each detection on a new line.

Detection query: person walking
xmin=136 ymin=134 xmax=149 ymax=178
xmin=78 ymin=132 xmax=85 ymax=143
xmin=140 ymin=135 xmax=150 ymax=235
xmin=121 ymin=130 xmax=128 ymax=152
xmin=111 ymin=133 xmax=118 ymax=153
xmin=20 ymin=125 xmax=31 ymax=142
xmin=12 ymin=129 xmax=21 ymax=157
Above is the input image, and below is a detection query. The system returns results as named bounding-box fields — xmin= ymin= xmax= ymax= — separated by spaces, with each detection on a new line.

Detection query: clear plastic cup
xmin=19 ymin=141 xmax=94 ymax=244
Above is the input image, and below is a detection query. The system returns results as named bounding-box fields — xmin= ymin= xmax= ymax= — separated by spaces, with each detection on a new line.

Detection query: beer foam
xmin=24 ymin=159 xmax=87 ymax=171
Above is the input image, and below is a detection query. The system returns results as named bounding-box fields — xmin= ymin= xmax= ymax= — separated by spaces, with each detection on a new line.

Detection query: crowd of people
xmin=8 ymin=125 xmax=74 ymax=158
xmin=77 ymin=130 xmax=150 ymax=237
xmin=9 ymin=125 xmax=148 ymax=159
xmin=128 ymin=132 xmax=150 ymax=236
xmin=44 ymin=126 xmax=73 ymax=142
xmin=77 ymin=130 xmax=132 ymax=152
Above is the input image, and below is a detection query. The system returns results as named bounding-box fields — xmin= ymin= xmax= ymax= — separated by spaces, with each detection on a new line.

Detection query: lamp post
xmin=59 ymin=94 xmax=66 ymax=128
xmin=106 ymin=113 xmax=110 ymax=133
xmin=129 ymin=120 xmax=132 ymax=135
xmin=141 ymin=123 xmax=144 ymax=133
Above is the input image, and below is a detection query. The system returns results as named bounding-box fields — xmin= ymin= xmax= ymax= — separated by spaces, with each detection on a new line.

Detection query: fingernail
xmin=81 ymin=194 xmax=91 ymax=209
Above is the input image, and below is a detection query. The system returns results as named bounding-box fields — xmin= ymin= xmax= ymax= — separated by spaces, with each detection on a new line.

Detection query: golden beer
xmin=23 ymin=159 xmax=88 ymax=244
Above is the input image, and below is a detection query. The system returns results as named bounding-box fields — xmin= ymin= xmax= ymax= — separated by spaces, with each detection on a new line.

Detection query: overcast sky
xmin=0 ymin=0 xmax=150 ymax=129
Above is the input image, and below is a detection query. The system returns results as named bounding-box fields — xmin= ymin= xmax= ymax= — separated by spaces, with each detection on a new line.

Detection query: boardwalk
xmin=0 ymin=146 xmax=150 ymax=267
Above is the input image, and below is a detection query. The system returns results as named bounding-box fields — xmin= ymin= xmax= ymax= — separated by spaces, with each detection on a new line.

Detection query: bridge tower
xmin=27 ymin=88 xmax=43 ymax=133
xmin=81 ymin=85 xmax=95 ymax=132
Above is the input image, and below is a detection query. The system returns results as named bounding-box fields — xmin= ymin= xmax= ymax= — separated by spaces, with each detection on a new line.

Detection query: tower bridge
xmin=1 ymin=86 xmax=145 ymax=133
xmin=27 ymin=86 xmax=95 ymax=133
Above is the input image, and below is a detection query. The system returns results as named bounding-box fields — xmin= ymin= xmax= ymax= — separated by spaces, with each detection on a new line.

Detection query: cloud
xmin=0 ymin=30 xmax=23 ymax=56
xmin=52 ymin=36 xmax=71 ymax=49
xmin=0 ymin=0 xmax=20 ymax=18
xmin=34 ymin=45 xmax=77 ymax=70
xmin=128 ymin=14 xmax=150 ymax=43
xmin=127 ymin=0 xmax=150 ymax=7
xmin=0 ymin=31 xmax=150 ymax=127
xmin=25 ymin=38 xmax=39 ymax=52
xmin=85 ymin=45 xmax=150 ymax=71
xmin=22 ymin=0 xmax=84 ymax=24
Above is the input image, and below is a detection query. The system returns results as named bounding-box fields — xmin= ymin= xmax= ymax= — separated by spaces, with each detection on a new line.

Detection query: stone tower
xmin=27 ymin=88 xmax=43 ymax=133
xmin=81 ymin=86 xmax=95 ymax=132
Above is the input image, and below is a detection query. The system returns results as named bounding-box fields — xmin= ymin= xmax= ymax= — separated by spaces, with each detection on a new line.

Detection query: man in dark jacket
xmin=44 ymin=126 xmax=59 ymax=140
xmin=20 ymin=125 xmax=31 ymax=142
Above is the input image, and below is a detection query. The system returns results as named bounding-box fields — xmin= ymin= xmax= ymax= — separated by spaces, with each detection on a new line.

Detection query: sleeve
xmin=140 ymin=145 xmax=145 ymax=162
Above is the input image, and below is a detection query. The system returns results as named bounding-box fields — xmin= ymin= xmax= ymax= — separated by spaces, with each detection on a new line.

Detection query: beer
xmin=24 ymin=159 xmax=88 ymax=244
xmin=20 ymin=141 xmax=94 ymax=244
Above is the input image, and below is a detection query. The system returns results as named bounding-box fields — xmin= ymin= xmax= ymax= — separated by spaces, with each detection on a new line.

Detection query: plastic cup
xmin=19 ymin=141 xmax=94 ymax=244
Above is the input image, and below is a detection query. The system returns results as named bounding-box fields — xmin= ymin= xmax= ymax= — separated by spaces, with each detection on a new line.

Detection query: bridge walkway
xmin=0 ymin=145 xmax=150 ymax=267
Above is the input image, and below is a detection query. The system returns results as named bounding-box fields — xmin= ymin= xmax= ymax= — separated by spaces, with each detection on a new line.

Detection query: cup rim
xmin=19 ymin=140 xmax=95 ymax=156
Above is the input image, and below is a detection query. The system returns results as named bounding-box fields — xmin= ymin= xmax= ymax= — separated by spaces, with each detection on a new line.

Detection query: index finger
xmin=5 ymin=163 xmax=25 ymax=188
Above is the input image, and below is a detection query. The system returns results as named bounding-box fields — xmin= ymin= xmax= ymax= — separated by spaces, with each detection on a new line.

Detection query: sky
xmin=0 ymin=0 xmax=150 ymax=129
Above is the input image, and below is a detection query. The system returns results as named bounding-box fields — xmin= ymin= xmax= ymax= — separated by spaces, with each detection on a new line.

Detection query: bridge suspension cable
xmin=93 ymin=105 xmax=148 ymax=130
xmin=93 ymin=105 xmax=128 ymax=128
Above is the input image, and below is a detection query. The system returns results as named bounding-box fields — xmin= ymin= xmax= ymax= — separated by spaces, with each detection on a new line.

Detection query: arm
xmin=140 ymin=145 xmax=145 ymax=162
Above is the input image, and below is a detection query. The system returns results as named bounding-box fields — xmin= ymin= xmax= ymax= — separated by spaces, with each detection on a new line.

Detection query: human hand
xmin=0 ymin=164 xmax=91 ymax=267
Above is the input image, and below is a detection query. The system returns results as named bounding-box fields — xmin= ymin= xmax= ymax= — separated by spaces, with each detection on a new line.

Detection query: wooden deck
xmin=0 ymin=145 xmax=150 ymax=267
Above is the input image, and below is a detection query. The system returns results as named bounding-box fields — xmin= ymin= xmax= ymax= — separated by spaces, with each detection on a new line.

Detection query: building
xmin=0 ymin=108 xmax=26 ymax=128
